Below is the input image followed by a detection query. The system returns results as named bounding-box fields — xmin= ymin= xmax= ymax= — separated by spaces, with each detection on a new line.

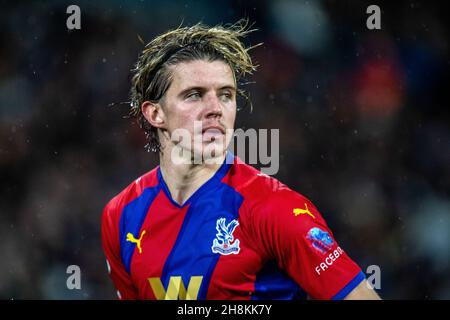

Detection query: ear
xmin=141 ymin=101 xmax=166 ymax=129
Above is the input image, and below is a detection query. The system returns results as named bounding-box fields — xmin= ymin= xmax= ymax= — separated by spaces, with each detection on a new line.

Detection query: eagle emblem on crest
xmin=211 ymin=218 xmax=240 ymax=255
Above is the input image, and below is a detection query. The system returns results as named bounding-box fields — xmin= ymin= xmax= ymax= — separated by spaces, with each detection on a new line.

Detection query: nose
xmin=204 ymin=93 xmax=222 ymax=119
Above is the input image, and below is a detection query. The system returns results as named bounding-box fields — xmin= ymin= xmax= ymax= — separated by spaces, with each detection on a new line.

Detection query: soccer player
xmin=101 ymin=21 xmax=381 ymax=300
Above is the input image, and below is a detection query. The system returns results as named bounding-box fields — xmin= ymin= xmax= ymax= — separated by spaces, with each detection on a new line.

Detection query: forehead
xmin=169 ymin=60 xmax=235 ymax=91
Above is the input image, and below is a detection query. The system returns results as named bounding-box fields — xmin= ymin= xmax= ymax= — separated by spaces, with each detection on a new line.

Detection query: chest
xmin=125 ymin=191 xmax=264 ymax=299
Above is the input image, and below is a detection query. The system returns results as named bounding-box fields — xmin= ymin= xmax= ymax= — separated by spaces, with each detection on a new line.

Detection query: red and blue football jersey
xmin=101 ymin=152 xmax=365 ymax=300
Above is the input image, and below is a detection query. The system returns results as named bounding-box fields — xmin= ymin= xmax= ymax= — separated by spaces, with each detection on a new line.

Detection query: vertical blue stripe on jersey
xmin=159 ymin=153 xmax=242 ymax=300
xmin=119 ymin=185 xmax=161 ymax=274
xmin=252 ymin=260 xmax=307 ymax=300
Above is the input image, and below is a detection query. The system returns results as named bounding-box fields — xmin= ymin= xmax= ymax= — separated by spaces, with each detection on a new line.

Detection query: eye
xmin=186 ymin=91 xmax=201 ymax=101
xmin=219 ymin=91 xmax=233 ymax=102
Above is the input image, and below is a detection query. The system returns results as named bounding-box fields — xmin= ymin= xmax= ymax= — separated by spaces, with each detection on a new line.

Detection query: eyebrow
xmin=177 ymin=85 xmax=236 ymax=98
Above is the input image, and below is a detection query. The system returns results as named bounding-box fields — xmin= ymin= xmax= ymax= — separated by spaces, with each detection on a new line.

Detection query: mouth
xmin=201 ymin=125 xmax=225 ymax=141
xmin=202 ymin=125 xmax=225 ymax=134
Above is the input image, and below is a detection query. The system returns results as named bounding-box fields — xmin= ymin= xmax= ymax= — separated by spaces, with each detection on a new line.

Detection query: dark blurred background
xmin=0 ymin=0 xmax=448 ymax=299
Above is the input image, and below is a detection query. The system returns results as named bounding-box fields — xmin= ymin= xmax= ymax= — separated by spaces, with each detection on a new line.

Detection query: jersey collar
xmin=157 ymin=151 xmax=234 ymax=208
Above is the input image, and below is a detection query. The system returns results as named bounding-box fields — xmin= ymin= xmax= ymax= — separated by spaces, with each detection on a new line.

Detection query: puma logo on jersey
xmin=293 ymin=203 xmax=315 ymax=219
xmin=126 ymin=230 xmax=146 ymax=254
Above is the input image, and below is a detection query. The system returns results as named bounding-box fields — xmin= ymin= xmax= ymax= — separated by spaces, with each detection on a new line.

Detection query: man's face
xmin=160 ymin=59 xmax=237 ymax=161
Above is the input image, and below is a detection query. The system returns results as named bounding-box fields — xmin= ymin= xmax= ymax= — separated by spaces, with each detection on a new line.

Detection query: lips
xmin=201 ymin=125 xmax=225 ymax=141
xmin=202 ymin=125 xmax=225 ymax=135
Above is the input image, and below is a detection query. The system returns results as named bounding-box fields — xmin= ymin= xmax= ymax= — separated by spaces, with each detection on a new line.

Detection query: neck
xmin=159 ymin=146 xmax=226 ymax=206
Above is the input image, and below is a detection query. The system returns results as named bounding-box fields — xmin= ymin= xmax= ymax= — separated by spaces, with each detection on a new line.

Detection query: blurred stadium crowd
xmin=0 ymin=0 xmax=448 ymax=299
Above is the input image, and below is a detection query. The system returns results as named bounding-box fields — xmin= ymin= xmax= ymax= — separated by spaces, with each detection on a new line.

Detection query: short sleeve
xmin=101 ymin=200 xmax=139 ymax=299
xmin=252 ymin=189 xmax=365 ymax=300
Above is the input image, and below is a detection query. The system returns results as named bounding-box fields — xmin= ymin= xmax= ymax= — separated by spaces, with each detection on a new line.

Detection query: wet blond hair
xmin=130 ymin=20 xmax=259 ymax=152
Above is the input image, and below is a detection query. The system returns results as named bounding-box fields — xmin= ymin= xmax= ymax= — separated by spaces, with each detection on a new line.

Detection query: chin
xmin=202 ymin=144 xmax=226 ymax=162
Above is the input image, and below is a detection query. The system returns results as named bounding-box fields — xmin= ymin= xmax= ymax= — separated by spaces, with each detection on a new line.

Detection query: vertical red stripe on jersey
xmin=129 ymin=190 xmax=189 ymax=299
